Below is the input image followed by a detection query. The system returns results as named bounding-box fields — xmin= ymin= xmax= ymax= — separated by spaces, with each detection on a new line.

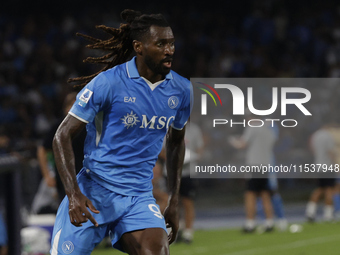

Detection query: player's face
xmin=142 ymin=26 xmax=175 ymax=76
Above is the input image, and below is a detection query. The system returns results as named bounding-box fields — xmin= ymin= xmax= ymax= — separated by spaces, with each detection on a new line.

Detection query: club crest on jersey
xmin=168 ymin=96 xmax=179 ymax=109
xmin=121 ymin=111 xmax=140 ymax=129
xmin=78 ymin=89 xmax=93 ymax=107
xmin=62 ymin=241 xmax=74 ymax=254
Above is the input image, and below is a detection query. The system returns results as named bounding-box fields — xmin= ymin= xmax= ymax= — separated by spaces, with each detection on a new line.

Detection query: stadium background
xmin=1 ymin=0 xmax=340 ymax=254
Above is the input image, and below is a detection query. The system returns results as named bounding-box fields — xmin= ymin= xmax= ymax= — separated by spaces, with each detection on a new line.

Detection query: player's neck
xmin=141 ymin=72 xmax=164 ymax=84
xmin=135 ymin=58 xmax=164 ymax=84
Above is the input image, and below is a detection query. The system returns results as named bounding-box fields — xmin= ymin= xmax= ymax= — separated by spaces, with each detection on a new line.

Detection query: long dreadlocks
xmin=68 ymin=9 xmax=169 ymax=88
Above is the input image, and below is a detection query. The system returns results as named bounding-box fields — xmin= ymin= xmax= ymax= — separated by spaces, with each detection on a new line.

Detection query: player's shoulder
xmin=100 ymin=63 xmax=127 ymax=82
xmin=89 ymin=63 xmax=128 ymax=93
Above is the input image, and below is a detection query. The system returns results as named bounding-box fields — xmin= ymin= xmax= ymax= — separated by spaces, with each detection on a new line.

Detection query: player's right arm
xmin=53 ymin=114 xmax=99 ymax=227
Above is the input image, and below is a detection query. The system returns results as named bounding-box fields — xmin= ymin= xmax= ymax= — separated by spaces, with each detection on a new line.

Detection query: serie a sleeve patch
xmin=78 ymin=89 xmax=93 ymax=107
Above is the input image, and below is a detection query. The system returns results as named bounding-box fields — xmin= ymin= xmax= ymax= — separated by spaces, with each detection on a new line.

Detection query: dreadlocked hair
xmin=68 ymin=9 xmax=169 ymax=88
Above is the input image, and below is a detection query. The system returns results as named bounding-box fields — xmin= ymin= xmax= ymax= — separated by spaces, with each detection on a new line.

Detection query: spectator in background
xmin=306 ymin=120 xmax=336 ymax=222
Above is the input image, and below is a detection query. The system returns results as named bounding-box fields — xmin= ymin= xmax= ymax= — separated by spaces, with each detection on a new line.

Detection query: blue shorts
xmin=0 ymin=212 xmax=7 ymax=246
xmin=50 ymin=169 xmax=166 ymax=255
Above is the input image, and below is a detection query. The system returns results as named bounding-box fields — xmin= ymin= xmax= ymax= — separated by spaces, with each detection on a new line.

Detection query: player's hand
xmin=163 ymin=202 xmax=179 ymax=244
xmin=68 ymin=191 xmax=100 ymax=227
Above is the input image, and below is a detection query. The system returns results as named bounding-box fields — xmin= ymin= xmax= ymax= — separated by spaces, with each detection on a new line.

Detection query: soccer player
xmin=229 ymin=112 xmax=275 ymax=232
xmin=50 ymin=9 xmax=192 ymax=255
xmin=256 ymin=123 xmax=287 ymax=231
xmin=306 ymin=121 xmax=336 ymax=222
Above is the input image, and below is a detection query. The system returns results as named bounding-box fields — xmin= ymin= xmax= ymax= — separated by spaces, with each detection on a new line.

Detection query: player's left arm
xmin=163 ymin=125 xmax=186 ymax=244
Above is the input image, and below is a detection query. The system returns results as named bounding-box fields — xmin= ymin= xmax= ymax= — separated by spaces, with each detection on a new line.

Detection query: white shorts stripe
xmin=51 ymin=229 xmax=62 ymax=255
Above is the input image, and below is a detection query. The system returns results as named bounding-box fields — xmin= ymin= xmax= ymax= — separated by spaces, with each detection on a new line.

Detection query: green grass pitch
xmin=92 ymin=222 xmax=340 ymax=255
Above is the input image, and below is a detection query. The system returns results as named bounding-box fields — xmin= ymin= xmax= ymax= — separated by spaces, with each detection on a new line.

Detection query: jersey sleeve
xmin=69 ymin=73 xmax=112 ymax=123
xmin=172 ymin=83 xmax=193 ymax=130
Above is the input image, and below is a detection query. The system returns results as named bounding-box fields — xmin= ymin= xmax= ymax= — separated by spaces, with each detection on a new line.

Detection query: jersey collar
xmin=126 ymin=56 xmax=173 ymax=80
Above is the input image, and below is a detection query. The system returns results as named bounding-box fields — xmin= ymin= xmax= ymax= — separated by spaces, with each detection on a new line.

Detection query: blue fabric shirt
xmin=69 ymin=57 xmax=192 ymax=196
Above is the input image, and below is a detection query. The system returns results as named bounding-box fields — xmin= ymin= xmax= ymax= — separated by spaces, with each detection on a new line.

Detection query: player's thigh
xmin=120 ymin=228 xmax=169 ymax=255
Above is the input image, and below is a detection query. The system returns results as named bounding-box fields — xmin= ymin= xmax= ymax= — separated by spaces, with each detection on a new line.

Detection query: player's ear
xmin=133 ymin=40 xmax=143 ymax=55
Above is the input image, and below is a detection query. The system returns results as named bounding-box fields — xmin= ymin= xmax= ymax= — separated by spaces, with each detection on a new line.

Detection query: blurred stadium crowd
xmin=1 ymin=0 xmax=340 ymax=207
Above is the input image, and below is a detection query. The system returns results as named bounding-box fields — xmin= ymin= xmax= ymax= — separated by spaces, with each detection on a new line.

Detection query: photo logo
xmin=199 ymin=84 xmax=311 ymax=116
xmin=196 ymin=82 xmax=222 ymax=115
xmin=193 ymin=80 xmax=312 ymax=128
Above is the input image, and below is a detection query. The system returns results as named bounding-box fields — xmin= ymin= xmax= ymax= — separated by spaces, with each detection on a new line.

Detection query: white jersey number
xmin=148 ymin=204 xmax=163 ymax=219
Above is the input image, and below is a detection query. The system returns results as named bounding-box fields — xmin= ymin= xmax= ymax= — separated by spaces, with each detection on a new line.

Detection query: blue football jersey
xmin=69 ymin=57 xmax=192 ymax=196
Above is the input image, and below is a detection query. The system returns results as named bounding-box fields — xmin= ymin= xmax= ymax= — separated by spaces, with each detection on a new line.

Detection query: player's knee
xmin=140 ymin=231 xmax=169 ymax=255
xmin=140 ymin=240 xmax=169 ymax=255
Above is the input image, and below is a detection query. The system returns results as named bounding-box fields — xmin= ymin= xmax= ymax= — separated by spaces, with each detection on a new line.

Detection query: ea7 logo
xmin=201 ymin=84 xmax=312 ymax=116
xmin=124 ymin=97 xmax=136 ymax=103
xmin=139 ymin=115 xmax=175 ymax=129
